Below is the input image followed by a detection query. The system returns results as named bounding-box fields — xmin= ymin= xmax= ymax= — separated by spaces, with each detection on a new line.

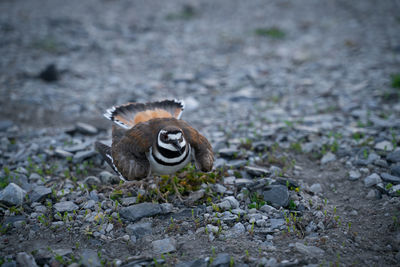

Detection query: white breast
xmin=146 ymin=146 xmax=192 ymax=175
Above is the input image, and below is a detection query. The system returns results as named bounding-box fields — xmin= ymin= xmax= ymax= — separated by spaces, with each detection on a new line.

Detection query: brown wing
xmin=111 ymin=121 xmax=156 ymax=180
xmin=178 ymin=121 xmax=214 ymax=172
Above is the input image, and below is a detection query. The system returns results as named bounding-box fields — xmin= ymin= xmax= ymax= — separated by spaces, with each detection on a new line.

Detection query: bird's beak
xmin=171 ymin=140 xmax=184 ymax=155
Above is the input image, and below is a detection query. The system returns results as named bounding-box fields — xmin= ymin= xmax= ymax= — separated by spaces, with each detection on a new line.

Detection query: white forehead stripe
xmin=168 ymin=133 xmax=182 ymax=140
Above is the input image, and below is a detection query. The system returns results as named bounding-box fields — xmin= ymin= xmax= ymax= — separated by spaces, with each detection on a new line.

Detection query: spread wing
xmin=179 ymin=121 xmax=214 ymax=172
xmin=111 ymin=121 xmax=157 ymax=180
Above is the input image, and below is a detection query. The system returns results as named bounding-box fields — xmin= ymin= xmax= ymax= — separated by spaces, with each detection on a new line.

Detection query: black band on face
xmin=157 ymin=143 xmax=186 ymax=159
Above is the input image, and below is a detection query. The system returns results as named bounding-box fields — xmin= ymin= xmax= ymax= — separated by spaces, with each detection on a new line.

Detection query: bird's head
xmin=157 ymin=126 xmax=186 ymax=155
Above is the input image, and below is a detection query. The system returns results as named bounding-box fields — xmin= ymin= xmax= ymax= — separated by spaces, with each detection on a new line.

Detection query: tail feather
xmin=104 ymin=99 xmax=185 ymax=129
xmin=95 ymin=141 xmax=125 ymax=180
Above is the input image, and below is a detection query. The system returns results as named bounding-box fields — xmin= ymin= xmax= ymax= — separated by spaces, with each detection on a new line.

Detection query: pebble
xmin=294 ymin=242 xmax=325 ymax=257
xmin=119 ymin=202 xmax=162 ymax=222
xmin=387 ymin=150 xmax=400 ymax=163
xmin=391 ymin=165 xmax=400 ymax=177
xmin=364 ymin=173 xmax=382 ymax=187
xmin=262 ymin=185 xmax=289 ymax=208
xmin=29 ymin=186 xmax=52 ymax=203
xmin=83 ymin=176 xmax=101 ymax=187
xmin=210 ymin=253 xmax=231 ymax=267
xmin=321 ymin=152 xmax=336 ymax=164
xmin=121 ymin=197 xmax=137 ymax=206
xmin=72 ymin=150 xmax=96 ymax=163
xmin=223 ymin=196 xmax=239 ymax=209
xmin=348 ymin=170 xmax=361 ymax=181
xmin=230 ymin=222 xmax=245 ymax=236
xmin=16 ymin=252 xmax=38 ymax=267
xmin=374 ymin=141 xmax=394 ymax=151
xmin=0 ymin=183 xmax=26 ymax=206
xmin=81 ymin=249 xmax=101 ymax=267
xmin=244 ymin=166 xmax=271 ymax=177
xmin=152 ymin=238 xmax=177 ymax=254
xmin=54 ymin=201 xmax=79 ymax=212
xmin=270 ymin=218 xmax=285 ymax=230
xmin=366 ymin=189 xmax=380 ymax=199
xmin=126 ymin=222 xmax=152 ymax=239
xmin=75 ymin=122 xmax=98 ymax=135
xmin=309 ymin=183 xmax=323 ymax=194
xmin=380 ymin=173 xmax=400 ymax=184
xmin=99 ymin=171 xmax=119 ymax=184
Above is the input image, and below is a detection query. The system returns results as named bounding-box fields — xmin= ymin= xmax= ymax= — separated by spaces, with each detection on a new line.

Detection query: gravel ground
xmin=1 ymin=0 xmax=400 ymax=266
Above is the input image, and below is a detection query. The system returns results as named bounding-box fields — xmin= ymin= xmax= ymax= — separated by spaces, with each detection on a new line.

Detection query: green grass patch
xmin=254 ymin=27 xmax=285 ymax=38
xmin=166 ymin=5 xmax=197 ymax=20
xmin=392 ymin=73 xmax=400 ymax=88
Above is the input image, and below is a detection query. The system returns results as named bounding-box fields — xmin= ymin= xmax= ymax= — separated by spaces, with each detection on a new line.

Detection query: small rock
xmin=106 ymin=223 xmax=114 ymax=233
xmin=387 ymin=150 xmax=400 ymax=163
xmin=295 ymin=242 xmax=325 ymax=257
xmin=213 ymin=184 xmax=227 ymax=194
xmin=82 ymin=200 xmax=96 ymax=209
xmin=391 ymin=165 xmax=400 ymax=177
xmin=364 ymin=173 xmax=382 ymax=187
xmin=366 ymin=189 xmax=380 ymax=199
xmin=262 ymin=185 xmax=289 ymax=208
xmin=0 ymin=183 xmax=26 ymax=206
xmin=321 ymin=152 xmax=336 ymax=164
xmin=218 ymin=200 xmax=231 ymax=210
xmin=73 ymin=150 xmax=96 ymax=163
xmin=29 ymin=186 xmax=52 ymax=203
xmin=223 ymin=196 xmax=239 ymax=209
xmin=99 ymin=171 xmax=119 ymax=184
xmin=176 ymin=258 xmax=207 ymax=267
xmin=28 ymin=173 xmax=42 ymax=182
xmin=218 ymin=148 xmax=239 ymax=159
xmin=381 ymin=173 xmax=400 ymax=184
xmin=211 ymin=253 xmax=230 ymax=267
xmin=0 ymin=120 xmax=14 ymax=131
xmin=76 ymin=122 xmax=98 ymax=135
xmin=126 ymin=222 xmax=152 ymax=239
xmin=54 ymin=201 xmax=78 ymax=212
xmin=270 ymin=218 xmax=285 ymax=230
xmin=54 ymin=149 xmax=74 ymax=158
xmin=309 ymin=183 xmax=323 ymax=194
xmin=152 ymin=238 xmax=177 ymax=254
xmin=375 ymin=141 xmax=394 ymax=151
xmin=83 ymin=176 xmax=101 ymax=187
xmin=39 ymin=64 xmax=59 ymax=82
xmin=81 ymin=249 xmax=101 ymax=267
xmin=244 ymin=166 xmax=271 ymax=177
xmin=206 ymin=224 xmax=219 ymax=234
xmin=16 ymin=252 xmax=38 ymax=267
xmin=160 ymin=203 xmax=173 ymax=214
xmin=348 ymin=170 xmax=361 ymax=181
xmin=230 ymin=222 xmax=245 ymax=236
xmin=187 ymin=189 xmax=205 ymax=204
xmin=120 ymin=203 xmax=162 ymax=222
xmin=121 ymin=197 xmax=137 ymax=206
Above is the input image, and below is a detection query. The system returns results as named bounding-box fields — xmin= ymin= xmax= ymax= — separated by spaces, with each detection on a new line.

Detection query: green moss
xmin=254 ymin=27 xmax=285 ymax=38
xmin=391 ymin=73 xmax=400 ymax=88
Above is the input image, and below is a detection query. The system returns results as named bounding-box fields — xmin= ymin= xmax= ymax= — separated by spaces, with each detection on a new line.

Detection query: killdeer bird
xmin=96 ymin=100 xmax=214 ymax=181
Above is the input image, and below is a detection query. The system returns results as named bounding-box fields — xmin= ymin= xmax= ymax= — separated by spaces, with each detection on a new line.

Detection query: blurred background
xmin=0 ymin=0 xmax=399 ymax=128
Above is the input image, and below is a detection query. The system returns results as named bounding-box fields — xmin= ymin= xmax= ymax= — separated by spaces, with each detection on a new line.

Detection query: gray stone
xmin=381 ymin=173 xmax=400 ymax=184
xmin=262 ymin=185 xmax=289 ymax=208
xmin=121 ymin=197 xmax=137 ymax=206
xmin=218 ymin=147 xmax=239 ymax=158
xmin=54 ymin=201 xmax=78 ymax=212
xmin=244 ymin=166 xmax=271 ymax=177
xmin=218 ymin=200 xmax=231 ymax=210
xmin=235 ymin=178 xmax=254 ymax=188
xmin=120 ymin=202 xmax=162 ymax=222
xmin=391 ymin=165 xmax=400 ymax=177
xmin=72 ymin=150 xmax=96 ymax=163
xmin=16 ymin=252 xmax=38 ymax=267
xmin=176 ymin=258 xmax=207 ymax=267
xmin=223 ymin=196 xmax=239 ymax=209
xmin=375 ymin=141 xmax=394 ymax=151
xmin=152 ymin=238 xmax=177 ymax=254
xmin=213 ymin=184 xmax=227 ymax=194
xmin=64 ymin=141 xmax=92 ymax=153
xmin=126 ymin=222 xmax=152 ymax=238
xmin=309 ymin=183 xmax=323 ymax=194
xmin=0 ymin=120 xmax=14 ymax=131
xmin=230 ymin=222 xmax=245 ymax=236
xmin=225 ymin=159 xmax=247 ymax=168
xmin=81 ymin=249 xmax=101 ymax=267
xmin=187 ymin=189 xmax=205 ymax=204
xmin=348 ymin=170 xmax=361 ymax=181
xmin=76 ymin=122 xmax=98 ymax=135
xmin=0 ymin=183 xmax=26 ymax=206
xmin=28 ymin=173 xmax=42 ymax=182
xmin=270 ymin=218 xmax=285 ymax=230
xmin=366 ymin=189 xmax=380 ymax=199
xmin=211 ymin=253 xmax=231 ymax=267
xmin=82 ymin=199 xmax=96 ymax=209
xmin=387 ymin=150 xmax=400 ymax=163
xmin=160 ymin=203 xmax=173 ymax=214
xmin=364 ymin=173 xmax=382 ymax=187
xmin=99 ymin=171 xmax=119 ymax=184
xmin=295 ymin=242 xmax=325 ymax=257
xmin=83 ymin=176 xmax=101 ymax=187
xmin=321 ymin=152 xmax=336 ymax=164
xmin=1 ymin=261 xmax=16 ymax=267
xmin=29 ymin=186 xmax=51 ymax=203
xmin=54 ymin=148 xmax=74 ymax=158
